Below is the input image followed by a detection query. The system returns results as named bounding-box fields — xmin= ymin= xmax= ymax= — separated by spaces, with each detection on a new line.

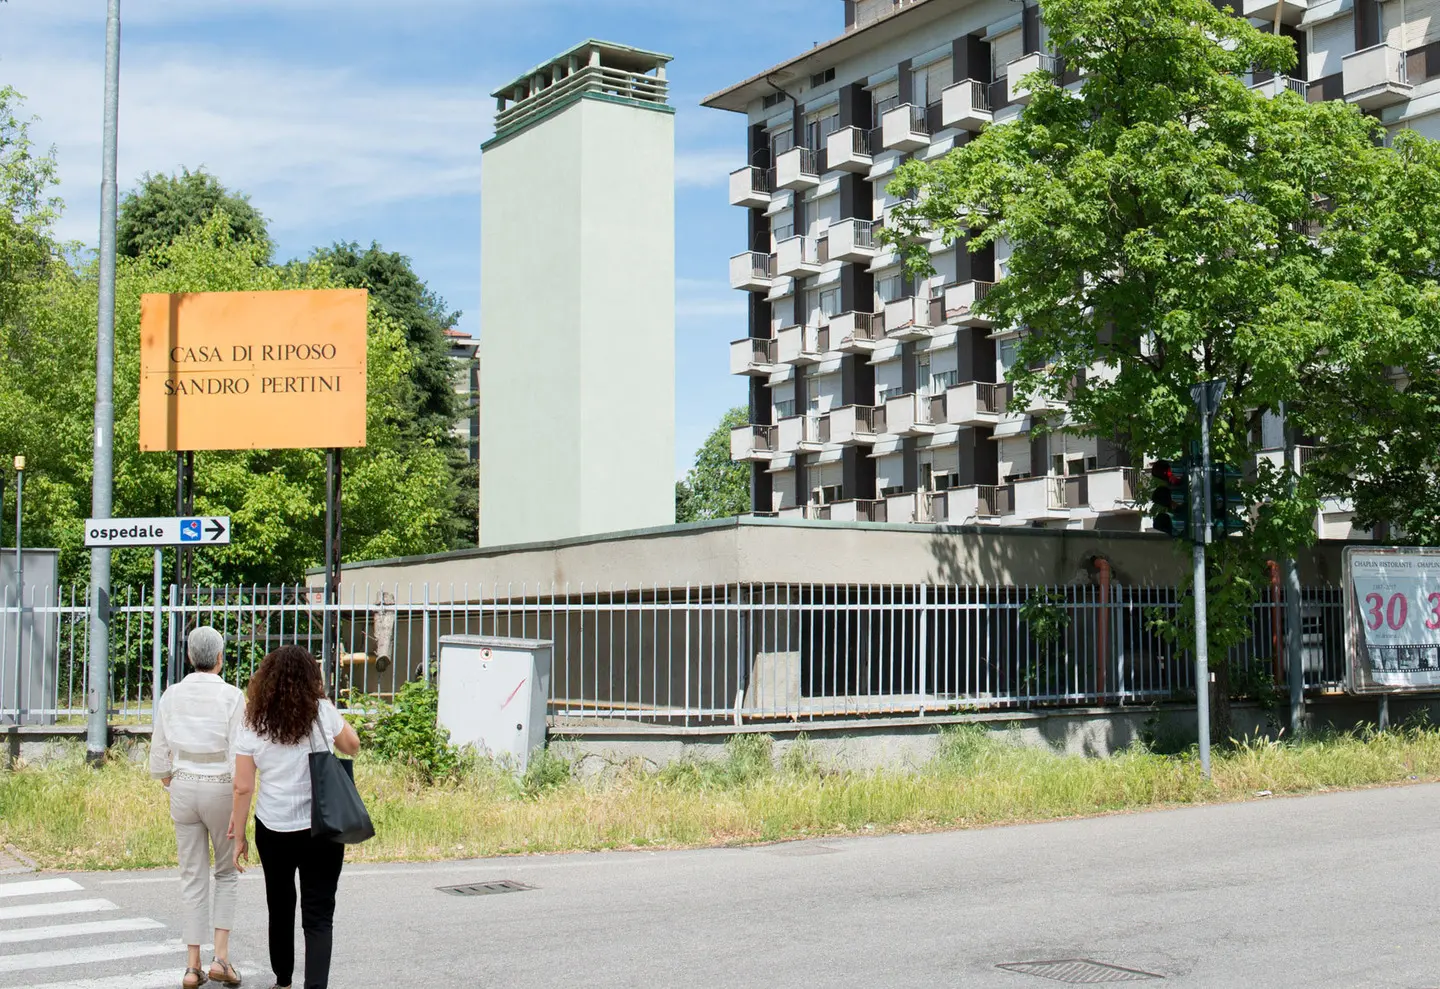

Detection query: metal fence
xmin=0 ymin=581 xmax=1348 ymax=728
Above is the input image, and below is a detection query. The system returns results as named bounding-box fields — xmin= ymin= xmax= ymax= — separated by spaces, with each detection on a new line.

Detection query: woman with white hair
xmin=151 ymin=625 xmax=248 ymax=988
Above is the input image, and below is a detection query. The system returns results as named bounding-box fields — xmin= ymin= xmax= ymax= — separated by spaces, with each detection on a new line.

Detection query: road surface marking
xmin=0 ymin=878 xmax=84 ymax=899
xmin=0 ymin=918 xmax=166 ymax=945
xmin=12 ymin=968 xmax=176 ymax=989
xmin=0 ymin=898 xmax=118 ymax=922
xmin=0 ymin=941 xmax=176 ymax=976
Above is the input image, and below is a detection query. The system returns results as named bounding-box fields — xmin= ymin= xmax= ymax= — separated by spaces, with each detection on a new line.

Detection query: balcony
xmin=949 ymin=484 xmax=1012 ymax=521
xmin=830 ymin=310 xmax=885 ymax=354
xmin=729 ymin=251 xmax=774 ymax=292
xmin=1086 ymin=467 xmax=1139 ymax=514
xmin=1053 ymin=474 xmax=1089 ymax=511
xmin=826 ymin=126 xmax=873 ymax=174
xmin=941 ymin=78 xmax=992 ymax=131
xmin=883 ymin=296 xmax=934 ymax=341
xmin=775 ymin=146 xmax=821 ymax=191
xmin=828 ymin=218 xmax=878 ymax=263
xmin=1343 ymin=44 xmax=1411 ymax=110
xmin=1007 ymin=52 xmax=1059 ymax=105
xmin=730 ymin=423 xmax=777 ymax=462
xmin=884 ymin=392 xmax=939 ymax=437
xmin=826 ymin=404 xmax=882 ymax=446
xmin=827 ymin=499 xmax=887 ymax=523
xmin=1242 ymin=0 xmax=1307 ymax=26
xmin=728 ymin=166 xmax=773 ymax=209
xmin=776 ymin=414 xmax=827 ymax=455
xmin=729 ymin=337 xmax=778 ymax=377
xmin=944 ymin=381 xmax=1006 ymax=427
xmin=1250 ymin=75 xmax=1308 ymax=100
xmin=882 ymin=198 xmax=931 ymax=246
xmin=881 ymin=103 xmax=930 ymax=152
xmin=774 ymin=235 xmax=824 ymax=278
xmin=943 ymin=280 xmax=995 ymax=327
xmin=1013 ymin=475 xmax=1070 ymax=520
xmin=776 ymin=324 xmax=828 ymax=365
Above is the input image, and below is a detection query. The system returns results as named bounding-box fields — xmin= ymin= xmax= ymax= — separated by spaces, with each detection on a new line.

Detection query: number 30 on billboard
xmin=1345 ymin=547 xmax=1440 ymax=693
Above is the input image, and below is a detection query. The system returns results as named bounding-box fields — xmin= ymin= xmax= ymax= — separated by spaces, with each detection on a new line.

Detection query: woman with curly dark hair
xmin=227 ymin=645 xmax=360 ymax=989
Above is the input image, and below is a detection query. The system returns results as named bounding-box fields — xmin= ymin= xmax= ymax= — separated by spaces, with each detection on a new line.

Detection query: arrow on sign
xmin=205 ymin=518 xmax=227 ymax=541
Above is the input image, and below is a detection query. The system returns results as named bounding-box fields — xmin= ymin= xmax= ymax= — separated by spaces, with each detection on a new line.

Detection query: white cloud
xmin=675 ymin=276 xmax=743 ymax=319
xmin=674 ymin=149 xmax=734 ymax=188
xmin=2 ymin=38 xmax=490 ymax=248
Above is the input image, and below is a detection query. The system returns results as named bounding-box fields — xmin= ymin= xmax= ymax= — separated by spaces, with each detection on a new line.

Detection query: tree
xmin=0 ymin=212 xmax=458 ymax=588
xmin=0 ymin=87 xmax=60 ymax=326
xmin=307 ymin=242 xmax=474 ymax=548
xmin=887 ymin=0 xmax=1437 ymax=736
xmin=117 ymin=167 xmax=270 ymax=259
xmin=677 ymin=407 xmax=750 ymax=522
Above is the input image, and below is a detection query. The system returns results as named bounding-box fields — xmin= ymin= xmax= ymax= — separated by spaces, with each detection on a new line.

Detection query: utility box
xmin=436 ymin=635 xmax=551 ymax=772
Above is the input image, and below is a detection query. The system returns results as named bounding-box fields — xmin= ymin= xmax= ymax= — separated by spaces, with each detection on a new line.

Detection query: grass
xmin=4 ymin=726 xmax=1440 ymax=871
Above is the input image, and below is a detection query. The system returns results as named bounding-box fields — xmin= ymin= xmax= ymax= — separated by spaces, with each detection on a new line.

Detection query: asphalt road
xmin=4 ymin=783 xmax=1440 ymax=988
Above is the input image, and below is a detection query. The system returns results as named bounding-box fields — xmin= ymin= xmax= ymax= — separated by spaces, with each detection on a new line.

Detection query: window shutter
xmin=925 ymin=58 xmax=952 ymax=104
xmin=1308 ymin=16 xmax=1353 ymax=81
xmin=992 ymin=29 xmax=1023 ymax=79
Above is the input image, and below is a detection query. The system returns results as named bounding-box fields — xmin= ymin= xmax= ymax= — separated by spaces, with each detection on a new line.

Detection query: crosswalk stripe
xmin=0 ymin=898 xmax=117 ymax=922
xmin=0 ymin=878 xmax=84 ymax=899
xmin=0 ymin=940 xmax=177 ymax=975
xmin=0 ymin=917 xmax=166 ymax=945
xmin=8 ymin=967 xmax=177 ymax=989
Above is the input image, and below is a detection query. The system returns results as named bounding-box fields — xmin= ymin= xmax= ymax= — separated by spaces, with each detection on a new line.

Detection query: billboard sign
xmin=1344 ymin=546 xmax=1440 ymax=693
xmin=139 ymin=289 xmax=368 ymax=452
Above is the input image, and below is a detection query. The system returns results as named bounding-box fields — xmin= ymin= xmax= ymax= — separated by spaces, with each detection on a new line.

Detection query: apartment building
xmin=480 ymin=41 xmax=676 ymax=547
xmin=704 ymin=0 xmax=1440 ymax=537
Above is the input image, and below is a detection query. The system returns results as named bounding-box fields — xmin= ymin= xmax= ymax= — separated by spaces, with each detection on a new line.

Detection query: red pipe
xmin=1096 ymin=557 xmax=1111 ymax=699
xmin=1268 ymin=560 xmax=1283 ymax=686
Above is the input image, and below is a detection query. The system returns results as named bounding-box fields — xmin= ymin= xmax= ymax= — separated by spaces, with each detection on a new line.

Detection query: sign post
xmin=1189 ymin=379 xmax=1227 ymax=778
xmin=84 ymin=517 xmax=232 ymax=726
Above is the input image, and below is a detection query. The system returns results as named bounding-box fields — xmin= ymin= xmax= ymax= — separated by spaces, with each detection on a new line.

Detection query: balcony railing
xmin=774 ymin=235 xmax=823 ymax=278
xmin=942 ymin=78 xmax=992 ymax=130
xmin=730 ymin=423 xmax=777 ymax=461
xmin=832 ymin=310 xmax=885 ymax=352
xmin=881 ymin=103 xmax=931 ymax=152
xmin=495 ymin=64 xmax=668 ymax=135
xmin=775 ymin=146 xmax=821 ymax=190
xmin=1342 ymin=44 xmax=1411 ymax=110
xmin=826 ymin=125 xmax=873 ymax=173
xmin=1250 ymin=75 xmax=1309 ymax=100
xmin=729 ymin=336 xmax=777 ymax=376
xmin=729 ymin=251 xmax=775 ymax=292
xmin=976 ymin=484 xmax=1013 ymax=517
xmin=1007 ymin=52 xmax=1059 ymax=105
xmin=728 ymin=165 xmax=774 ymax=209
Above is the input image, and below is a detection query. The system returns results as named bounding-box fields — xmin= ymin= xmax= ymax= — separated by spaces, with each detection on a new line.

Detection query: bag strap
xmin=308 ymin=713 xmax=328 ymax=755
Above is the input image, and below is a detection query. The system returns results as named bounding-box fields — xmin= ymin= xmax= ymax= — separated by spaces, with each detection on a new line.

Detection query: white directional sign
xmin=83 ymin=516 xmax=231 ymax=548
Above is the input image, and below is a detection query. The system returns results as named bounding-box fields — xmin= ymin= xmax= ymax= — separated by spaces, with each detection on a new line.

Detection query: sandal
xmin=182 ymin=969 xmax=208 ymax=989
xmin=208 ymin=960 xmax=242 ymax=986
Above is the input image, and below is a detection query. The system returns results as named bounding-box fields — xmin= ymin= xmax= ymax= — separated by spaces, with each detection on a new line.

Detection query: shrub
xmin=346 ymin=681 xmax=469 ymax=784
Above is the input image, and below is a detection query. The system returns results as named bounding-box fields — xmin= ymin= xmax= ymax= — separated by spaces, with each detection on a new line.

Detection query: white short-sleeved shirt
xmin=235 ymin=701 xmax=346 ymax=833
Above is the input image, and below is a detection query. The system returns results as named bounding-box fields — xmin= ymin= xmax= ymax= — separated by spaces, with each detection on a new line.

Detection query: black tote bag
xmin=308 ymin=720 xmax=375 ymax=844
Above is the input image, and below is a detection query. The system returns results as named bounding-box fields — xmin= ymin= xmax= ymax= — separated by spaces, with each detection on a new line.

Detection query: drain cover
xmin=437 ymin=880 xmax=534 ymax=897
xmin=997 ymin=960 xmax=1162 ymax=984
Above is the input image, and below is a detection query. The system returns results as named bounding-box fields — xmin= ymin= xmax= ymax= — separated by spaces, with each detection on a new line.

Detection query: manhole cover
xmin=437 ymin=880 xmax=534 ymax=897
xmin=997 ymin=959 xmax=1162 ymax=984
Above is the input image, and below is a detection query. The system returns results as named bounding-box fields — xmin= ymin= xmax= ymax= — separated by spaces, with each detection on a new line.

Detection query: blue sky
xmin=0 ymin=0 xmax=837 ymax=475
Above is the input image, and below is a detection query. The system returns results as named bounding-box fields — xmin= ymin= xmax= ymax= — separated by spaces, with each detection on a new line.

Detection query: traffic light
xmin=1210 ymin=464 xmax=1245 ymax=538
xmin=1149 ymin=458 xmax=1193 ymax=539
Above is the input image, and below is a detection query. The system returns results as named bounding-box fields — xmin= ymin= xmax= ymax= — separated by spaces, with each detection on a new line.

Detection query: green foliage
xmin=1018 ymin=589 xmax=1070 ymax=646
xmin=518 ymin=746 xmax=573 ymax=798
xmin=117 ymin=167 xmax=270 ymax=259
xmin=347 ymin=681 xmax=469 ymax=784
xmin=305 ymin=241 xmax=474 ymax=549
xmin=677 ymin=406 xmax=751 ymax=522
xmin=656 ymin=733 xmax=778 ymax=790
xmin=0 ymin=97 xmax=461 ymax=583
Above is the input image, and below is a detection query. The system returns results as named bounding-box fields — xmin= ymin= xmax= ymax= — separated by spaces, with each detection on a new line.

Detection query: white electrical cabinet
xmin=436 ymin=635 xmax=552 ymax=772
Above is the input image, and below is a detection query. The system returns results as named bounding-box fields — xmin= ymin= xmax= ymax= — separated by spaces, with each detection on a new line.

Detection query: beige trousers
xmin=169 ymin=775 xmax=238 ymax=946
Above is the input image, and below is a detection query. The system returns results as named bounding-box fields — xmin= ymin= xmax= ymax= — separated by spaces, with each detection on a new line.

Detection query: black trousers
xmin=255 ymin=818 xmax=345 ymax=989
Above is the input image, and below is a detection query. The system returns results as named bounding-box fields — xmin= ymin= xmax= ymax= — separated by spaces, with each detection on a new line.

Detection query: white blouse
xmin=149 ymin=672 xmax=247 ymax=778
xmin=235 ymin=701 xmax=347 ymax=833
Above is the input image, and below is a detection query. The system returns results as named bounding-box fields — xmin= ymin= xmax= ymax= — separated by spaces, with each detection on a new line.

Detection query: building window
xmin=810 ymin=67 xmax=836 ymax=88
xmin=805 ymin=111 xmax=840 ymax=150
xmin=999 ymin=336 xmax=1021 ymax=371
xmin=771 ymin=128 xmax=794 ymax=157
xmin=774 ymin=398 xmax=796 ymax=418
xmin=916 ymin=357 xmax=931 ymax=395
xmin=807 ymin=377 xmax=822 ymax=412
xmin=876 ymin=383 xmax=901 ymax=403
xmin=932 ymin=368 xmax=959 ymax=392
xmin=819 ymin=287 xmax=842 ymax=319
xmin=877 ymin=273 xmax=906 ymax=303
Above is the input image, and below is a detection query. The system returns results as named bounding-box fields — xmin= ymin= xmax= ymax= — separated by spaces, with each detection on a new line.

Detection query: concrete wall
xmin=323 ymin=517 xmax=1360 ymax=600
xmin=479 ymin=94 xmax=675 ymax=548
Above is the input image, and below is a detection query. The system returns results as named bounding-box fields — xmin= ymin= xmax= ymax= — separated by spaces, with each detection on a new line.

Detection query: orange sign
xmin=139 ymin=289 xmax=368 ymax=452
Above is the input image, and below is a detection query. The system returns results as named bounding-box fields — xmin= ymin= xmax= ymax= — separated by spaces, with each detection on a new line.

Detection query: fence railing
xmin=0 ymin=582 xmax=1352 ymax=729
